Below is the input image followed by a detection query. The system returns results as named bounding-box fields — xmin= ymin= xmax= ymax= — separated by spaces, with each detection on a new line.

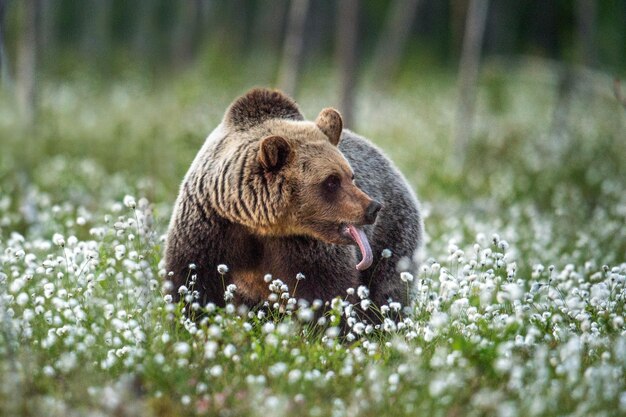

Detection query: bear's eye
xmin=323 ymin=174 xmax=341 ymax=193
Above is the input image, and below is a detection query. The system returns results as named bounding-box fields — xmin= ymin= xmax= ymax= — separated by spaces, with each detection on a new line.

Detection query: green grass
xmin=1 ymin=61 xmax=625 ymax=416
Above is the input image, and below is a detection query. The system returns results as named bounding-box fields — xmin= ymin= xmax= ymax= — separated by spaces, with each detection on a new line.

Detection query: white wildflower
xmin=357 ymin=285 xmax=369 ymax=299
xmin=400 ymin=272 xmax=414 ymax=282
xmin=52 ymin=233 xmax=65 ymax=247
xmin=223 ymin=344 xmax=236 ymax=358
xmin=173 ymin=342 xmax=190 ymax=356
xmin=123 ymin=195 xmax=136 ymax=209
xmin=114 ymin=244 xmax=126 ymax=260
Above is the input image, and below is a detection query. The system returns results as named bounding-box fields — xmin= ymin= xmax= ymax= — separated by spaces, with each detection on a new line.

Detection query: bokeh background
xmin=0 ymin=0 xmax=625 ymax=265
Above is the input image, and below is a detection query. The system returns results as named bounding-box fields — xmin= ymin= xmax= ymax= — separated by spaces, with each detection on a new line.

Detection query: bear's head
xmin=220 ymin=89 xmax=382 ymax=270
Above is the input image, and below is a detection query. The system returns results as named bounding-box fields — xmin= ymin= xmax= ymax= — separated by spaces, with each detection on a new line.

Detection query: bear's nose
xmin=364 ymin=200 xmax=382 ymax=224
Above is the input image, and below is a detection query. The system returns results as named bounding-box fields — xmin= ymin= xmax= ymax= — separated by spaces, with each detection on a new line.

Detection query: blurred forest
xmin=1 ymin=0 xmax=625 ymax=127
xmin=0 ymin=0 xmax=625 ymax=210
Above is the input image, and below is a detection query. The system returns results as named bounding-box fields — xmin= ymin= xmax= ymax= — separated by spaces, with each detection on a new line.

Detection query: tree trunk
xmin=0 ymin=0 xmax=10 ymax=88
xmin=277 ymin=0 xmax=310 ymax=97
xmin=483 ymin=0 xmax=521 ymax=55
xmin=336 ymin=0 xmax=359 ymax=129
xmin=171 ymin=0 xmax=203 ymax=69
xmin=81 ymin=0 xmax=111 ymax=66
xmin=133 ymin=1 xmax=158 ymax=67
xmin=576 ymin=0 xmax=597 ymax=67
xmin=251 ymin=0 xmax=288 ymax=81
xmin=372 ymin=0 xmax=420 ymax=87
xmin=453 ymin=0 xmax=489 ymax=166
xmin=549 ymin=1 xmax=594 ymax=138
xmin=39 ymin=0 xmax=57 ymax=69
xmin=253 ymin=0 xmax=288 ymax=54
xmin=16 ymin=0 xmax=40 ymax=126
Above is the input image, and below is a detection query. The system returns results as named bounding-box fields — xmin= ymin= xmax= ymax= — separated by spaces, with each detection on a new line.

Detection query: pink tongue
xmin=346 ymin=225 xmax=373 ymax=271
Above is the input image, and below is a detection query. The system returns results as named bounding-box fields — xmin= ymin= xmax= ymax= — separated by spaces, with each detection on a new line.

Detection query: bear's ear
xmin=258 ymin=136 xmax=293 ymax=172
xmin=315 ymin=108 xmax=343 ymax=146
xmin=225 ymin=88 xmax=304 ymax=131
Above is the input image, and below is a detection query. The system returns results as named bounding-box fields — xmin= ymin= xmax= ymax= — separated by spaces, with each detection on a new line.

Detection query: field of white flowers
xmin=1 ymin=63 xmax=625 ymax=416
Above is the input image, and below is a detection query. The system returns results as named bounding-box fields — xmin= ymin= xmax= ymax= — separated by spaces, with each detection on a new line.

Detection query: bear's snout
xmin=364 ymin=200 xmax=383 ymax=224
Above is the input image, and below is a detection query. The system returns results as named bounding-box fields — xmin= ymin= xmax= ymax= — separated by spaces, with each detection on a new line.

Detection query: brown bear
xmin=165 ymin=88 xmax=422 ymax=310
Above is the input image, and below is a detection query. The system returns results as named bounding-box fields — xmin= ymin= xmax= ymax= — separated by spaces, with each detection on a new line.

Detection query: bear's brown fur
xmin=165 ymin=88 xmax=422 ymax=310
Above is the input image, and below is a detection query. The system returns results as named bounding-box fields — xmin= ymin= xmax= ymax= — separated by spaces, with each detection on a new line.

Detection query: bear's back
xmin=338 ymin=130 xmax=422 ymax=305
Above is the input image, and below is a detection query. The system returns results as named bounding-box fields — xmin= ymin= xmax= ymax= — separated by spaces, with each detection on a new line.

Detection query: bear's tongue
xmin=345 ymin=225 xmax=373 ymax=271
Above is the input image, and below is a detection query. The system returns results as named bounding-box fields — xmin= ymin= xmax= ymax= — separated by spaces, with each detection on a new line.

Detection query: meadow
xmin=1 ymin=61 xmax=625 ymax=416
